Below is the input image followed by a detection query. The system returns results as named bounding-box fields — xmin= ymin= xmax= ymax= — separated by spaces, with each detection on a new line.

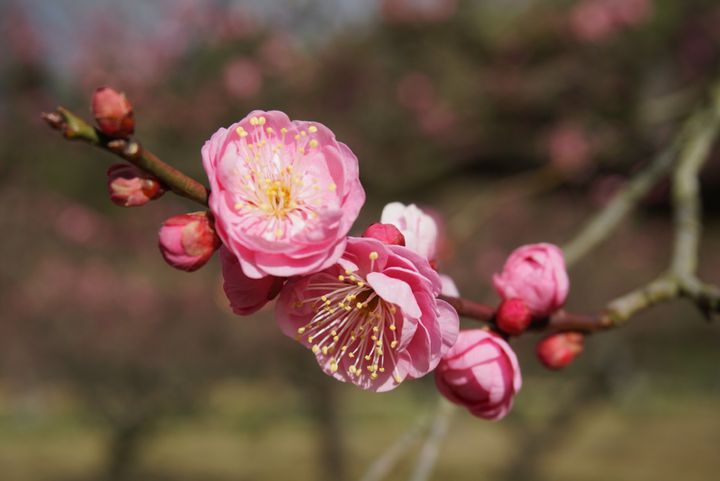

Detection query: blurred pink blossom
xmin=396 ymin=72 xmax=436 ymax=112
xmin=54 ymin=204 xmax=102 ymax=246
xmin=259 ymin=35 xmax=298 ymax=74
xmin=2 ymin=4 xmax=44 ymax=65
xmin=223 ymin=58 xmax=263 ymax=99
xmin=571 ymin=0 xmax=653 ymax=42
xmin=547 ymin=122 xmax=592 ymax=176
xmin=381 ymin=0 xmax=458 ymax=24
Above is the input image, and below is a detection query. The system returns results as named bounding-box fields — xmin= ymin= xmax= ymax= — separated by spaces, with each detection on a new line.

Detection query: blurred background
xmin=1 ymin=0 xmax=720 ymax=480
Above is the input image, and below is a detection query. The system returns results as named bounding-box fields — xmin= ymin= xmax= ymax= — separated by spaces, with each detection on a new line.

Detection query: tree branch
xmin=408 ymin=400 xmax=453 ymax=481
xmin=41 ymin=107 xmax=209 ymax=205
xmin=443 ymin=80 xmax=720 ymax=331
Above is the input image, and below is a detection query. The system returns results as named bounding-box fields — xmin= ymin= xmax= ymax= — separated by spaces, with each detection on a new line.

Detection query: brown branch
xmin=439 ymin=295 xmax=612 ymax=333
xmin=41 ymin=107 xmax=209 ymax=205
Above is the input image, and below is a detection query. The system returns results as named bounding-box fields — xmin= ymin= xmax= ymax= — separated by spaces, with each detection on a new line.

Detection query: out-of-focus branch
xmin=604 ymin=84 xmax=720 ymax=324
xmin=41 ymin=107 xmax=209 ymax=205
xmin=358 ymin=412 xmax=431 ymax=481
xmin=561 ymin=146 xmax=675 ymax=267
xmin=408 ymin=400 xmax=454 ymax=481
xmin=445 ymin=81 xmax=720 ymax=330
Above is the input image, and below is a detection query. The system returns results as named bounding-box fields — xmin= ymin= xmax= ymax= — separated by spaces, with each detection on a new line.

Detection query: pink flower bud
xmin=107 ymin=163 xmax=164 ymax=207
xmin=158 ymin=212 xmax=220 ymax=272
xmin=91 ymin=86 xmax=135 ymax=138
xmin=435 ymin=329 xmax=522 ymax=420
xmin=362 ymin=222 xmax=406 ymax=246
xmin=493 ymin=243 xmax=569 ymax=317
xmin=496 ymin=298 xmax=532 ymax=336
xmin=536 ymin=332 xmax=584 ymax=370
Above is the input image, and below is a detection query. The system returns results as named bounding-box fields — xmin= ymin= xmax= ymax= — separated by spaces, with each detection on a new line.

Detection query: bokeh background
xmin=1 ymin=1 xmax=720 ymax=480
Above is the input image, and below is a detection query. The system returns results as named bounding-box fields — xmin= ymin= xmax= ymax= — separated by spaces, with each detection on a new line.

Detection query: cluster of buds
xmin=78 ymin=89 xmax=587 ymax=422
xmin=93 ymin=87 xmax=219 ymax=271
xmin=492 ymin=243 xmax=584 ymax=370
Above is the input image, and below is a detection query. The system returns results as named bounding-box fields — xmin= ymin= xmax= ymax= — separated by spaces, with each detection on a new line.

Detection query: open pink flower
xmin=381 ymin=202 xmax=439 ymax=262
xmin=202 ymin=110 xmax=365 ymax=279
xmin=435 ymin=329 xmax=521 ymax=420
xmin=220 ymin=247 xmax=285 ymax=315
xmin=276 ymin=237 xmax=459 ymax=392
xmin=493 ymin=243 xmax=569 ymax=317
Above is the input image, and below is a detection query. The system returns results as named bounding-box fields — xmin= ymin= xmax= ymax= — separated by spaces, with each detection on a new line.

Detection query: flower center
xmin=296 ymin=252 xmax=403 ymax=384
xmin=230 ymin=116 xmax=336 ymax=240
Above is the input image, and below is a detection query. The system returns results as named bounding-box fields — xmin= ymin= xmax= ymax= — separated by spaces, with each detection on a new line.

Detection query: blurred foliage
xmin=1 ymin=0 xmax=720 ymax=480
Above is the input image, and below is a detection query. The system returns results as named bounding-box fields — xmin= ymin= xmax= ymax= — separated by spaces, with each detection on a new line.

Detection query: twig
xmin=41 ymin=107 xmax=209 ymax=205
xmin=561 ymin=146 xmax=675 ymax=268
xmin=439 ymin=294 xmax=613 ymax=333
xmin=358 ymin=412 xmax=431 ymax=481
xmin=408 ymin=400 xmax=454 ymax=481
xmin=40 ymin=83 xmax=720 ymax=327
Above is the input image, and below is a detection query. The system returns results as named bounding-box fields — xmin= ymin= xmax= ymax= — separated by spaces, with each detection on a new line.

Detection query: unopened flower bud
xmin=158 ymin=212 xmax=220 ymax=272
xmin=493 ymin=243 xmax=569 ymax=317
xmin=107 ymin=164 xmax=164 ymax=207
xmin=536 ymin=332 xmax=584 ymax=370
xmin=92 ymin=86 xmax=135 ymax=138
xmin=435 ymin=329 xmax=522 ymax=420
xmin=496 ymin=298 xmax=532 ymax=336
xmin=362 ymin=222 xmax=406 ymax=246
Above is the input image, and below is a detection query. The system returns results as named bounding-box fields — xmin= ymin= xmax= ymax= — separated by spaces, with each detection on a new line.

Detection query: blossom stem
xmin=41 ymin=107 xmax=209 ymax=205
xmin=439 ymin=295 xmax=612 ymax=333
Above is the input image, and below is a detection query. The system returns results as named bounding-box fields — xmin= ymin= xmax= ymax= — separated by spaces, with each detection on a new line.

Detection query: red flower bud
xmin=496 ymin=298 xmax=532 ymax=336
xmin=158 ymin=212 xmax=220 ymax=272
xmin=362 ymin=222 xmax=406 ymax=246
xmin=107 ymin=164 xmax=164 ymax=207
xmin=536 ymin=332 xmax=584 ymax=370
xmin=91 ymin=86 xmax=135 ymax=138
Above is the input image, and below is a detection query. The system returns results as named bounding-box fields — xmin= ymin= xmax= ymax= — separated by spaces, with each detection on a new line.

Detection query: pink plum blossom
xmin=381 ymin=202 xmax=439 ymax=264
xmin=275 ymin=237 xmax=459 ymax=392
xmin=202 ymin=110 xmax=365 ymax=279
xmin=435 ymin=329 xmax=521 ymax=420
xmin=220 ymin=247 xmax=284 ymax=315
xmin=493 ymin=243 xmax=569 ymax=317
xmin=380 ymin=202 xmax=460 ymax=297
xmin=158 ymin=212 xmax=220 ymax=272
